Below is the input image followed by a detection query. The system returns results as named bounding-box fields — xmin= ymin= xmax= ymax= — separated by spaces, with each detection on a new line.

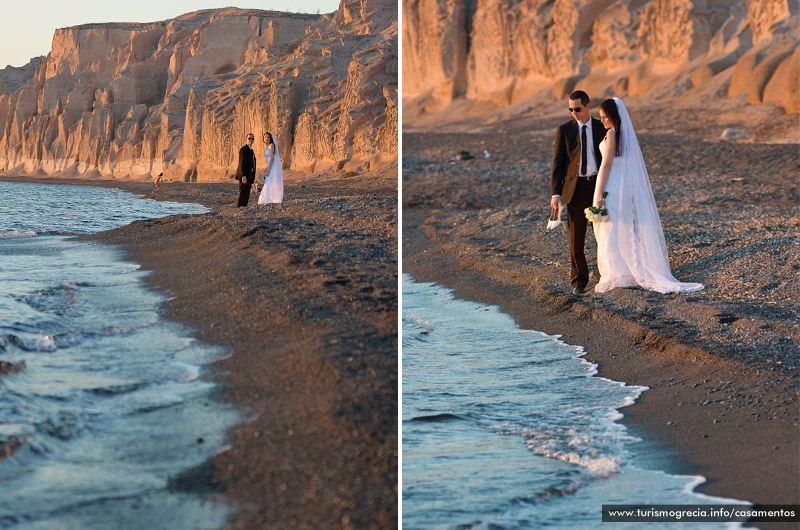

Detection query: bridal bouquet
xmin=584 ymin=192 xmax=609 ymax=223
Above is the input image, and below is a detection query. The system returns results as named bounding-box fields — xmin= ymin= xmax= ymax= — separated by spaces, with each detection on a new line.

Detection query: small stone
xmin=721 ymin=128 xmax=748 ymax=138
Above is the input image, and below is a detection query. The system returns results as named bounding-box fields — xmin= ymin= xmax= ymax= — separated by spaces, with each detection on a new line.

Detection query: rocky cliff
xmin=0 ymin=58 xmax=44 ymax=95
xmin=403 ymin=0 xmax=798 ymax=113
xmin=0 ymin=0 xmax=397 ymax=180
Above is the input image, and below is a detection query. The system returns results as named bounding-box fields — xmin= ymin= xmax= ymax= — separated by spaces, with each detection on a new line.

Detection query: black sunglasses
xmin=568 ymin=107 xmax=583 ymax=113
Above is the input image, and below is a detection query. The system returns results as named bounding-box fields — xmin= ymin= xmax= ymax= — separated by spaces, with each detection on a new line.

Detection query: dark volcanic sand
xmin=403 ymin=108 xmax=799 ymax=529
xmin=2 ymin=172 xmax=398 ymax=529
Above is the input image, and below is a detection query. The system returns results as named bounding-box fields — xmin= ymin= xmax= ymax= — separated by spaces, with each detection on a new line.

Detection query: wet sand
xmin=2 ymin=171 xmax=398 ymax=529
xmin=403 ymin=105 xmax=799 ymax=529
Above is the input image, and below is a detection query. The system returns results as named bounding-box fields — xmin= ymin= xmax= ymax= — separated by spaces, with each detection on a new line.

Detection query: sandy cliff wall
xmin=0 ymin=58 xmax=44 ymax=95
xmin=403 ymin=0 xmax=798 ymax=113
xmin=1 ymin=0 xmax=397 ymax=180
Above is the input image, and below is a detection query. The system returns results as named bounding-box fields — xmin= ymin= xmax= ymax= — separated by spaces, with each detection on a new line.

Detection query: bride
xmin=258 ymin=131 xmax=284 ymax=204
xmin=591 ymin=97 xmax=703 ymax=294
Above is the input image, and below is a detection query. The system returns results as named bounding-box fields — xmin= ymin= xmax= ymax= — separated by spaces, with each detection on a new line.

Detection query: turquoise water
xmin=402 ymin=274 xmax=744 ymax=530
xmin=0 ymin=181 xmax=238 ymax=529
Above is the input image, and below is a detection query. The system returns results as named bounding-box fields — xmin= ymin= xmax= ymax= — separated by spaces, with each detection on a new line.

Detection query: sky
xmin=0 ymin=0 xmax=342 ymax=69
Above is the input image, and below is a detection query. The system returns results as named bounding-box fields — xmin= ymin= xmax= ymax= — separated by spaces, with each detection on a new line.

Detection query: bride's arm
xmin=594 ymin=131 xmax=617 ymax=207
xmin=265 ymin=145 xmax=274 ymax=174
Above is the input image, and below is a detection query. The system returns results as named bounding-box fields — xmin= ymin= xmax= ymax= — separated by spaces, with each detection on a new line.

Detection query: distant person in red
xmin=236 ymin=133 xmax=257 ymax=207
xmin=153 ymin=172 xmax=163 ymax=193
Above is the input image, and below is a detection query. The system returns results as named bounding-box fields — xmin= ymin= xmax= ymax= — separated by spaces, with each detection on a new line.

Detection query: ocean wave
xmin=0 ymin=230 xmax=37 ymax=238
xmin=40 ymin=230 xmax=84 ymax=236
xmin=402 ymin=313 xmax=434 ymax=335
xmin=136 ymin=399 xmax=184 ymax=414
xmin=89 ymin=382 xmax=146 ymax=396
xmin=169 ymin=361 xmax=201 ymax=382
xmin=96 ymin=325 xmax=134 ymax=336
xmin=408 ymin=413 xmax=466 ymax=423
xmin=0 ymin=423 xmax=34 ymax=459
xmin=20 ymin=283 xmax=84 ymax=317
xmin=523 ymin=432 xmax=623 ymax=478
xmin=489 ymin=418 xmax=635 ymax=480
xmin=38 ymin=413 xmax=88 ymax=441
xmin=2 ymin=325 xmax=141 ymax=353
xmin=5 ymin=331 xmax=84 ymax=352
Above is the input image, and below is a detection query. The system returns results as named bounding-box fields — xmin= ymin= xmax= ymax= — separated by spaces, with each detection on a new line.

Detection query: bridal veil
xmin=610 ymin=97 xmax=703 ymax=294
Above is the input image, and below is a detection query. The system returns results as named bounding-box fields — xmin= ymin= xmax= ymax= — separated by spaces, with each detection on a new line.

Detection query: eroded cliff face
xmin=1 ymin=1 xmax=397 ymax=180
xmin=403 ymin=0 xmax=798 ymax=113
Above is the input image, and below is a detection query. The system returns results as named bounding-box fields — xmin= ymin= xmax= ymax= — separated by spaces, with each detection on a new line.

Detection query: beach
xmin=2 ymin=171 xmax=398 ymax=529
xmin=403 ymin=103 xmax=799 ymax=528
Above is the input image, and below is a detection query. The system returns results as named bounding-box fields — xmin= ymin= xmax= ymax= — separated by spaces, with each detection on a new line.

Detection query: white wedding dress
xmin=258 ymin=133 xmax=283 ymax=204
xmin=592 ymin=98 xmax=703 ymax=294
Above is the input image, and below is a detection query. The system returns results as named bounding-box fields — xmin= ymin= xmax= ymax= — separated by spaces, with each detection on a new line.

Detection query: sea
xmin=0 ymin=181 xmax=239 ymax=529
xmin=402 ymin=274 xmax=745 ymax=530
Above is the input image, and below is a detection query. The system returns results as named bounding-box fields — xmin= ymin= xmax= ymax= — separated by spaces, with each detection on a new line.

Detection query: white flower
xmin=584 ymin=207 xmax=609 ymax=223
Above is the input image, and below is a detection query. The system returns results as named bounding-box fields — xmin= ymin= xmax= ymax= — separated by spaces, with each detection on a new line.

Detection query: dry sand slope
xmin=402 ymin=105 xmax=799 ymax=525
xmin=0 ymin=172 xmax=398 ymax=529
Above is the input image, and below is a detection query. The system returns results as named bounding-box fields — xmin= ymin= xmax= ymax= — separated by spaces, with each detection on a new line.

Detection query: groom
xmin=550 ymin=90 xmax=605 ymax=295
xmin=236 ymin=132 xmax=257 ymax=207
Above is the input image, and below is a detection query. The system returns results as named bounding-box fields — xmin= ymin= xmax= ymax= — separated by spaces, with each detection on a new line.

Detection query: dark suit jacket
xmin=236 ymin=144 xmax=256 ymax=182
xmin=550 ymin=117 xmax=605 ymax=204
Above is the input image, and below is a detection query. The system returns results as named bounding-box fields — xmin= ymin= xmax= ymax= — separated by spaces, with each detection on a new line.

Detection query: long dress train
xmin=592 ymin=98 xmax=703 ymax=294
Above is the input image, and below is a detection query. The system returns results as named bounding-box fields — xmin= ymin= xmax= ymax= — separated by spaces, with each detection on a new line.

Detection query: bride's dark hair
xmin=265 ymin=132 xmax=275 ymax=145
xmin=599 ymin=99 xmax=621 ymax=157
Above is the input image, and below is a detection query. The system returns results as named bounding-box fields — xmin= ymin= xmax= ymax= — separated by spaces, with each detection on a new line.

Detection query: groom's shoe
xmin=572 ymin=286 xmax=587 ymax=296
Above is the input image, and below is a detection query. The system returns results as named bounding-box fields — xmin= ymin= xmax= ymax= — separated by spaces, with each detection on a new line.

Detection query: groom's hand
xmin=550 ymin=196 xmax=561 ymax=210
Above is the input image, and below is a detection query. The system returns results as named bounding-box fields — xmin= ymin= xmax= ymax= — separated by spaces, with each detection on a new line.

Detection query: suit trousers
xmin=566 ymin=177 xmax=596 ymax=288
xmin=237 ymin=177 xmax=253 ymax=207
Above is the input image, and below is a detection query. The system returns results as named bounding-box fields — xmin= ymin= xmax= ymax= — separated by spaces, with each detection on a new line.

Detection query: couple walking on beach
xmin=236 ymin=131 xmax=284 ymax=207
xmin=550 ymin=90 xmax=703 ymax=296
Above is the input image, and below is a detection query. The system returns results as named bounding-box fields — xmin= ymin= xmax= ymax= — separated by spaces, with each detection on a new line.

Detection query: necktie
xmin=580 ymin=124 xmax=587 ymax=176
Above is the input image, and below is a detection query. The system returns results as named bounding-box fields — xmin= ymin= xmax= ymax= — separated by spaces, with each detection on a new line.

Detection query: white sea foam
xmin=402 ymin=313 xmax=434 ymax=334
xmin=680 ymin=474 xmax=750 ymax=504
xmin=170 ymin=361 xmax=201 ymax=382
xmin=621 ymin=395 xmax=639 ymax=407
xmin=31 ymin=335 xmax=56 ymax=352
xmin=0 ymin=230 xmax=36 ymax=238
xmin=523 ymin=434 xmax=624 ymax=477
xmin=99 ymin=325 xmax=133 ymax=335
